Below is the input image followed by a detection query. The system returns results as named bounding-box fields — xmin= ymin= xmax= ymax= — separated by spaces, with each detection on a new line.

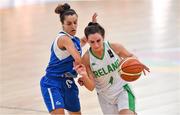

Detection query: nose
xmin=94 ymin=42 xmax=99 ymax=48
xmin=72 ymin=23 xmax=77 ymax=29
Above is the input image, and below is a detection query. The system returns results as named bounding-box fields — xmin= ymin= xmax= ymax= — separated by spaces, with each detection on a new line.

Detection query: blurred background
xmin=0 ymin=0 xmax=180 ymax=115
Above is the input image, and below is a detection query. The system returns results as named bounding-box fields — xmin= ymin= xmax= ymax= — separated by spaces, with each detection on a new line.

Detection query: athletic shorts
xmin=40 ymin=76 xmax=80 ymax=112
xmin=98 ymin=84 xmax=135 ymax=114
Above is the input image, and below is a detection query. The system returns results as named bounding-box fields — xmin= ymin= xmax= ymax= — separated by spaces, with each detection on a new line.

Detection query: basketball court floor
xmin=0 ymin=0 xmax=179 ymax=115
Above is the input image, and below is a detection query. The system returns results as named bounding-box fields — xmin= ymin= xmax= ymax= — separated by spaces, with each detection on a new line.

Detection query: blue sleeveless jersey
xmin=45 ymin=31 xmax=82 ymax=78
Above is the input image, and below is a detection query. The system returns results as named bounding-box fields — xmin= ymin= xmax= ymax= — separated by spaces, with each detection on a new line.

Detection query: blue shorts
xmin=40 ymin=76 xmax=80 ymax=112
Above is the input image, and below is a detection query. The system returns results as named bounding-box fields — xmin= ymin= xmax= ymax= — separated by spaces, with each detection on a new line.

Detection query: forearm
xmin=61 ymin=37 xmax=82 ymax=64
xmin=127 ymin=54 xmax=137 ymax=58
xmin=73 ymin=52 xmax=82 ymax=64
xmin=81 ymin=74 xmax=95 ymax=91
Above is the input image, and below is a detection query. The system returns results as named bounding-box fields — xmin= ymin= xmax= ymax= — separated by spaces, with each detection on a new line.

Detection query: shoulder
xmin=105 ymin=42 xmax=120 ymax=53
xmin=107 ymin=42 xmax=130 ymax=57
xmin=74 ymin=36 xmax=80 ymax=40
xmin=57 ymin=35 xmax=71 ymax=41
xmin=108 ymin=42 xmax=124 ymax=51
xmin=57 ymin=35 xmax=73 ymax=46
xmin=56 ymin=32 xmax=72 ymax=42
xmin=109 ymin=42 xmax=134 ymax=58
xmin=56 ymin=34 xmax=74 ymax=49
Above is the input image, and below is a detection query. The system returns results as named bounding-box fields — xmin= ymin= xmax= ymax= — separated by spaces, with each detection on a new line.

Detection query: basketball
xmin=119 ymin=57 xmax=144 ymax=82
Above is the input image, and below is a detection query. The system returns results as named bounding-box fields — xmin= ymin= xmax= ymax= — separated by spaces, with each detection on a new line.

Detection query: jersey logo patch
xmin=108 ymin=49 xmax=114 ymax=58
xmin=66 ymin=79 xmax=73 ymax=88
xmin=56 ymin=101 xmax=61 ymax=105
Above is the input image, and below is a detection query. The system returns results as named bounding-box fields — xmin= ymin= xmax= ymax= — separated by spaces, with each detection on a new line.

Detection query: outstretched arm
xmin=58 ymin=36 xmax=81 ymax=64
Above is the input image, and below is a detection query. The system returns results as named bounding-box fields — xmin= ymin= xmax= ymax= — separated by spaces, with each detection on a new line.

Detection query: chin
xmin=70 ymin=31 xmax=76 ymax=36
xmin=94 ymin=48 xmax=101 ymax=52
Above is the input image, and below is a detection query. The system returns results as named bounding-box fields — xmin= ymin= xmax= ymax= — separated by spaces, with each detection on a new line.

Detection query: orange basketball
xmin=119 ymin=57 xmax=143 ymax=82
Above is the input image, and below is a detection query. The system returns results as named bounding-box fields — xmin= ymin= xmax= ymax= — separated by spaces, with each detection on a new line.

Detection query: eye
xmin=67 ymin=23 xmax=71 ymax=26
xmin=90 ymin=41 xmax=94 ymax=44
xmin=74 ymin=21 xmax=77 ymax=25
xmin=97 ymin=39 xmax=101 ymax=43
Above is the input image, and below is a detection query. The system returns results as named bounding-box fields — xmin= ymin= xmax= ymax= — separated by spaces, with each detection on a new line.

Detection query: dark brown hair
xmin=55 ymin=3 xmax=77 ymax=24
xmin=84 ymin=22 xmax=105 ymax=39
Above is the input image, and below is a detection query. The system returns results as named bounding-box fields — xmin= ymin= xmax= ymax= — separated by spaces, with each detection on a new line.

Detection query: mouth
xmin=71 ymin=30 xmax=76 ymax=32
xmin=94 ymin=47 xmax=100 ymax=50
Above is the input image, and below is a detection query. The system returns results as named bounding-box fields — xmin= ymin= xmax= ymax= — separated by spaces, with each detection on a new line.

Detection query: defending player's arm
xmin=58 ymin=36 xmax=81 ymax=64
xmin=74 ymin=52 xmax=96 ymax=91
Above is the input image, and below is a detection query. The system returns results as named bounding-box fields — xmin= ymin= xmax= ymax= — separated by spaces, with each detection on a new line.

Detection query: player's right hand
xmin=73 ymin=63 xmax=87 ymax=76
xmin=78 ymin=77 xmax=84 ymax=86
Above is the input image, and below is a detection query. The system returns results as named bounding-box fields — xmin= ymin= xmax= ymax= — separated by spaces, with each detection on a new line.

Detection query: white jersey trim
xmin=53 ymin=32 xmax=71 ymax=60
xmin=48 ymin=88 xmax=55 ymax=110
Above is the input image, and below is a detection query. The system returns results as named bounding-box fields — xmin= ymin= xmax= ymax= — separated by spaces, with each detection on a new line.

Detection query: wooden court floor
xmin=0 ymin=0 xmax=180 ymax=115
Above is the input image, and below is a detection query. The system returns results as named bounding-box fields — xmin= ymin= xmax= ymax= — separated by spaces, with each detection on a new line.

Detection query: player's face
xmin=63 ymin=14 xmax=78 ymax=36
xmin=87 ymin=33 xmax=104 ymax=52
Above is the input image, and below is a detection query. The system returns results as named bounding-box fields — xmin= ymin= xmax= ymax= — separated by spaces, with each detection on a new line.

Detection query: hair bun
xmin=55 ymin=3 xmax=71 ymax=14
xmin=88 ymin=22 xmax=98 ymax=26
xmin=63 ymin=3 xmax=70 ymax=10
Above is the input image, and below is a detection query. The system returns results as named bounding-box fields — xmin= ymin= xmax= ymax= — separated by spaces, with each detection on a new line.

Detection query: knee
xmin=119 ymin=109 xmax=135 ymax=115
xmin=50 ymin=108 xmax=64 ymax=115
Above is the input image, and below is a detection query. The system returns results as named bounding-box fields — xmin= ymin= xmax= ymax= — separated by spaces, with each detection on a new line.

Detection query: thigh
xmin=117 ymin=84 xmax=136 ymax=113
xmin=119 ymin=109 xmax=135 ymax=115
xmin=98 ymin=93 xmax=119 ymax=114
xmin=40 ymin=81 xmax=64 ymax=112
xmin=64 ymin=78 xmax=81 ymax=112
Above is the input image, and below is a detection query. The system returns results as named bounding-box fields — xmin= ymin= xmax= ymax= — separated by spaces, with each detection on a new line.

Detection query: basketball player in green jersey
xmin=74 ymin=22 xmax=150 ymax=114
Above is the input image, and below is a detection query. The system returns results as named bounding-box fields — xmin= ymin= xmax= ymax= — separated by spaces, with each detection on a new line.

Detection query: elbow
xmin=87 ymin=84 xmax=95 ymax=91
xmin=88 ymin=87 xmax=95 ymax=91
xmin=74 ymin=57 xmax=82 ymax=64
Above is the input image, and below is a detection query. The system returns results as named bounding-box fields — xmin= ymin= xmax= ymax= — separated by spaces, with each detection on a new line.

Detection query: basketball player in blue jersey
xmin=40 ymin=3 xmax=97 ymax=115
xmin=74 ymin=22 xmax=150 ymax=115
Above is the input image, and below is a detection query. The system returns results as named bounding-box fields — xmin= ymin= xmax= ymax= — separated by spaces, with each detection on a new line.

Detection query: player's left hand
xmin=92 ymin=13 xmax=98 ymax=23
xmin=142 ymin=64 xmax=150 ymax=76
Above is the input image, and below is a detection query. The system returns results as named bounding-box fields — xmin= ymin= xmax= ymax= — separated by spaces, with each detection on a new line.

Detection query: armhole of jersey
xmin=106 ymin=41 xmax=122 ymax=61
xmin=53 ymin=33 xmax=70 ymax=60
xmin=107 ymin=41 xmax=113 ymax=51
xmin=61 ymin=31 xmax=73 ymax=39
xmin=106 ymin=41 xmax=119 ymax=56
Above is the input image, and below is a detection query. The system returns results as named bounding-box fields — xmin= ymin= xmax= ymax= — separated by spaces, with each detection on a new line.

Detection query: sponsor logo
xmin=66 ymin=79 xmax=73 ymax=88
xmin=56 ymin=101 xmax=61 ymax=105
